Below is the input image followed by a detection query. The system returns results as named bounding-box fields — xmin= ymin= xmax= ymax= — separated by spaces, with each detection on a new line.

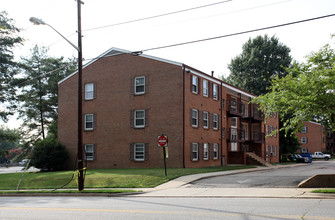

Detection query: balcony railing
xmin=228 ymin=128 xmax=247 ymax=142
xmin=251 ymin=131 xmax=265 ymax=143
xmin=251 ymin=104 xmax=264 ymax=121
xmin=227 ymin=99 xmax=247 ymax=117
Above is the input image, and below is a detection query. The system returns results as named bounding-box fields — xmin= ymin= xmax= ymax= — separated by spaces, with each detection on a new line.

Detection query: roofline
xmin=58 ymin=47 xmax=182 ymax=85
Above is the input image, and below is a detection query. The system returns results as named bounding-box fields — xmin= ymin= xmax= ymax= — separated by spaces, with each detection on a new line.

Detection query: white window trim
xmin=203 ymin=80 xmax=208 ymax=97
xmin=301 ymin=126 xmax=307 ymax=133
xmin=192 ymin=143 xmax=199 ymax=161
xmin=84 ymin=144 xmax=95 ymax=161
xmin=203 ymin=143 xmax=209 ymax=160
xmin=213 ymin=143 xmax=219 ymax=160
xmin=85 ymin=83 xmax=94 ymax=100
xmin=301 ymin=137 xmax=307 ymax=144
xmin=134 ymin=110 xmax=145 ymax=128
xmin=213 ymin=113 xmax=218 ymax=130
xmin=203 ymin=111 xmax=209 ymax=129
xmin=213 ymin=84 xmax=218 ymax=100
xmin=134 ymin=76 xmax=145 ymax=95
xmin=192 ymin=75 xmax=198 ymax=94
xmin=134 ymin=143 xmax=145 ymax=161
xmin=192 ymin=109 xmax=198 ymax=128
xmin=84 ymin=114 xmax=94 ymax=131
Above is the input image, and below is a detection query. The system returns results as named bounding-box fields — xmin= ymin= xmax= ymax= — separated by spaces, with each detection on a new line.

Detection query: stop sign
xmin=158 ymin=135 xmax=168 ymax=147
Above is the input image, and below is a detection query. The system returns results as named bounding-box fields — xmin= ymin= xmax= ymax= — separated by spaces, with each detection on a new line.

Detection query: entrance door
xmin=231 ymin=117 xmax=237 ymax=151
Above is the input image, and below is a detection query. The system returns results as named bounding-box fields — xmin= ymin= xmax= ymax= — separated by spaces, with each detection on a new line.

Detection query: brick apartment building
xmin=58 ymin=48 xmax=279 ymax=169
xmin=296 ymin=121 xmax=326 ymax=154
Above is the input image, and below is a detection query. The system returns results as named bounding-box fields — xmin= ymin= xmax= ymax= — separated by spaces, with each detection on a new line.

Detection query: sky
xmin=1 ymin=0 xmax=335 ymax=128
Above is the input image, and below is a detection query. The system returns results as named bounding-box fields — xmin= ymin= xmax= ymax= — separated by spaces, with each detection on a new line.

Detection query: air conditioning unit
xmin=301 ymin=148 xmax=308 ymax=153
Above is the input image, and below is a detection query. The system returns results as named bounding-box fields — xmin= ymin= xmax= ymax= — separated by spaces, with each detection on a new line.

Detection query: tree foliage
xmin=11 ymin=45 xmax=76 ymax=140
xmin=30 ymin=136 xmax=69 ymax=171
xmin=253 ymin=39 xmax=335 ymax=133
xmin=226 ymin=35 xmax=292 ymax=96
xmin=0 ymin=11 xmax=23 ymax=121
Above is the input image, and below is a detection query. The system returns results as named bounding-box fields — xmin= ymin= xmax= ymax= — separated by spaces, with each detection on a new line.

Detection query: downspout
xmin=220 ymin=81 xmax=223 ymax=166
xmin=182 ymin=65 xmax=186 ymax=168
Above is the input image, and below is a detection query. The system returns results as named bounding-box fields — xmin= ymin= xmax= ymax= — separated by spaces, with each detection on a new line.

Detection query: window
xmin=191 ymin=143 xmax=198 ymax=161
xmin=230 ymin=98 xmax=237 ymax=113
xmin=301 ymin=137 xmax=308 ymax=144
xmin=134 ymin=143 xmax=145 ymax=161
xmin=134 ymin=110 xmax=145 ymax=128
xmin=84 ymin=114 xmax=94 ymax=131
xmin=301 ymin=126 xmax=307 ymax=133
xmin=192 ymin=75 xmax=198 ymax=94
xmin=213 ymin=113 xmax=218 ymax=130
xmin=213 ymin=84 xmax=218 ymax=100
xmin=213 ymin=143 xmax=219 ymax=160
xmin=203 ymin=111 xmax=209 ymax=129
xmin=231 ymin=143 xmax=237 ymax=152
xmin=135 ymin=76 xmax=145 ymax=95
xmin=274 ymin=126 xmax=277 ymax=137
xmin=191 ymin=109 xmax=198 ymax=127
xmin=203 ymin=143 xmax=209 ymax=160
xmin=85 ymin=83 xmax=94 ymax=100
xmin=84 ymin=144 xmax=95 ymax=161
xmin=273 ymin=145 xmax=277 ymax=156
xmin=203 ymin=80 xmax=208 ymax=97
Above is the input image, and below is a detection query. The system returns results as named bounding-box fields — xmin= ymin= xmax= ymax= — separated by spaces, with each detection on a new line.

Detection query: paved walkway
xmin=135 ymin=164 xmax=335 ymax=199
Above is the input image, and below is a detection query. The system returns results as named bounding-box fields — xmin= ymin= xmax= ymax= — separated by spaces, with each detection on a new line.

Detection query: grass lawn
xmin=311 ymin=189 xmax=335 ymax=194
xmin=0 ymin=165 xmax=255 ymax=190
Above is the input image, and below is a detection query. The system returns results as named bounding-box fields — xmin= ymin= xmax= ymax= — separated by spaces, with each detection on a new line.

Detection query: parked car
xmin=294 ymin=154 xmax=309 ymax=163
xmin=312 ymin=152 xmax=331 ymax=161
xmin=19 ymin=159 xmax=28 ymax=166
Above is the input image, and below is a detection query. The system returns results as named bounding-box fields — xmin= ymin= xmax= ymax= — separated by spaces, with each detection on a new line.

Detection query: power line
xmin=83 ymin=0 xmax=232 ymax=32
xmin=138 ymin=13 xmax=335 ymax=53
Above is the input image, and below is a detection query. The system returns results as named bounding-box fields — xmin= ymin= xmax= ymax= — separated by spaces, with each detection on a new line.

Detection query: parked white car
xmin=19 ymin=159 xmax=28 ymax=166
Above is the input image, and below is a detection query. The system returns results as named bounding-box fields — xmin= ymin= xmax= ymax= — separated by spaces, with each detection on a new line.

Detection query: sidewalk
xmin=135 ymin=164 xmax=335 ymax=199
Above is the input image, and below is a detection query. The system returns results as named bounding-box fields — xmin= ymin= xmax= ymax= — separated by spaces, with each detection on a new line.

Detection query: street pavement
xmin=0 ymin=165 xmax=39 ymax=174
xmin=1 ymin=164 xmax=335 ymax=199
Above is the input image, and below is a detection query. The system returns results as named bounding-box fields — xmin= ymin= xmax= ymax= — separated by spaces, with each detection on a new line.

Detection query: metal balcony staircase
xmin=246 ymin=152 xmax=273 ymax=167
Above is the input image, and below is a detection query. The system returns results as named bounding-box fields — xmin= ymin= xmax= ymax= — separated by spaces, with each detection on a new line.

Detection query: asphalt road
xmin=189 ymin=160 xmax=335 ymax=188
xmin=1 ymin=196 xmax=335 ymax=220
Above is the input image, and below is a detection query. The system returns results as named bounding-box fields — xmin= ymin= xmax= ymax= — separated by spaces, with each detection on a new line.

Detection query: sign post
xmin=158 ymin=135 xmax=168 ymax=176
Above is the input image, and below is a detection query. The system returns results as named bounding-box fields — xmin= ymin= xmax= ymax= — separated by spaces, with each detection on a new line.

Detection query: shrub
xmin=30 ymin=137 xmax=69 ymax=171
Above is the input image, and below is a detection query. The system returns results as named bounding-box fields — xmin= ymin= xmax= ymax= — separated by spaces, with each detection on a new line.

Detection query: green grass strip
xmin=311 ymin=189 xmax=335 ymax=194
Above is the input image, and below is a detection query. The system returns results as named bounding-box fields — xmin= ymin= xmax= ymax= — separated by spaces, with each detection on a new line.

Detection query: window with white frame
xmin=213 ymin=84 xmax=218 ymax=100
xmin=191 ymin=143 xmax=198 ymax=161
xmin=203 ymin=80 xmax=208 ymax=97
xmin=273 ymin=145 xmax=277 ymax=156
xmin=134 ymin=143 xmax=145 ymax=161
xmin=301 ymin=137 xmax=308 ymax=144
xmin=230 ymin=98 xmax=237 ymax=112
xmin=85 ymin=83 xmax=94 ymax=100
xmin=135 ymin=76 xmax=145 ymax=95
xmin=213 ymin=113 xmax=218 ymax=130
xmin=84 ymin=114 xmax=94 ymax=131
xmin=213 ymin=143 xmax=219 ymax=160
xmin=84 ymin=144 xmax=95 ymax=161
xmin=301 ymin=126 xmax=307 ymax=133
xmin=192 ymin=75 xmax=198 ymax=94
xmin=134 ymin=110 xmax=145 ymax=128
xmin=203 ymin=143 xmax=209 ymax=160
xmin=203 ymin=111 xmax=209 ymax=129
xmin=191 ymin=109 xmax=198 ymax=127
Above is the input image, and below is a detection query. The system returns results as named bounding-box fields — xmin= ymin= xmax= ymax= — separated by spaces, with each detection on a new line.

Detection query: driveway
xmin=188 ymin=160 xmax=335 ymax=188
xmin=0 ymin=166 xmax=39 ymax=174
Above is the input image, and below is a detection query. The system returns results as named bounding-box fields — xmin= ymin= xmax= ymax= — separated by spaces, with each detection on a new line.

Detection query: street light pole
xmin=30 ymin=0 xmax=85 ymax=191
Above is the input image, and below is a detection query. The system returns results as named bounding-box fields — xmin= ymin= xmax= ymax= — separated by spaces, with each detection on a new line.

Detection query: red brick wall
xmin=59 ymin=53 xmax=184 ymax=169
xmin=296 ymin=121 xmax=325 ymax=153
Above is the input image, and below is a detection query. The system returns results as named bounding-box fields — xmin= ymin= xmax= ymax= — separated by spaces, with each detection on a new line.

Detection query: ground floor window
xmin=134 ymin=143 xmax=145 ymax=161
xmin=203 ymin=143 xmax=209 ymax=160
xmin=84 ymin=144 xmax=95 ymax=161
xmin=191 ymin=143 xmax=199 ymax=161
xmin=213 ymin=143 xmax=219 ymax=160
xmin=231 ymin=142 xmax=237 ymax=152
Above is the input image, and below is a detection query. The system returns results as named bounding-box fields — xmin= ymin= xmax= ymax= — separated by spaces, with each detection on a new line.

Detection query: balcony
xmin=250 ymin=104 xmax=264 ymax=121
xmin=227 ymin=99 xmax=247 ymax=117
xmin=228 ymin=128 xmax=247 ymax=142
xmin=251 ymin=131 xmax=265 ymax=143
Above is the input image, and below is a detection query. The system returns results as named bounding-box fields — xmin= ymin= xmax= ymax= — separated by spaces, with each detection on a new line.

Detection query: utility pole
xmin=77 ymin=0 xmax=84 ymax=191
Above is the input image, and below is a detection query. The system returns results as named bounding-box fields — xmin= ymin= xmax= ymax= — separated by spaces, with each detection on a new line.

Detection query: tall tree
xmin=0 ymin=11 xmax=23 ymax=120
xmin=226 ymin=34 xmax=292 ymax=96
xmin=12 ymin=45 xmax=76 ymax=140
xmin=253 ymin=38 xmax=335 ymax=134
